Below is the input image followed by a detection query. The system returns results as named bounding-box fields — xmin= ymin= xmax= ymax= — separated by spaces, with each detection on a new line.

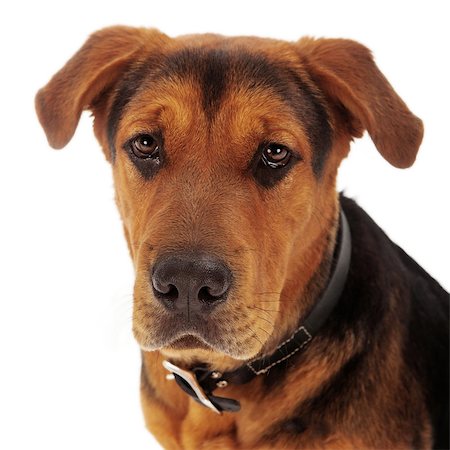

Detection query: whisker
xmin=258 ymin=326 xmax=272 ymax=337
xmin=258 ymin=299 xmax=300 ymax=303
xmin=246 ymin=305 xmax=280 ymax=313
xmin=254 ymin=314 xmax=274 ymax=326
xmin=248 ymin=331 xmax=264 ymax=348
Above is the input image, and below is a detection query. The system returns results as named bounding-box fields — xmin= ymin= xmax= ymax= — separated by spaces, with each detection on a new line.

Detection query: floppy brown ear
xmin=298 ymin=38 xmax=423 ymax=168
xmin=35 ymin=26 xmax=168 ymax=149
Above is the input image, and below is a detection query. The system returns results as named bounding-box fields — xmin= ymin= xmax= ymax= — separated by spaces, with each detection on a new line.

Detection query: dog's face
xmin=36 ymin=27 xmax=422 ymax=363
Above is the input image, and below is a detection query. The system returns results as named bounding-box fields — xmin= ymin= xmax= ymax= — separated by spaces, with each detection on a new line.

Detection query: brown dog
xmin=36 ymin=27 xmax=449 ymax=449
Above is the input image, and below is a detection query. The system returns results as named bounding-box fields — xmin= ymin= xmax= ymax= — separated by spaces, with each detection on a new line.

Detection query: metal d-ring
xmin=162 ymin=360 xmax=222 ymax=415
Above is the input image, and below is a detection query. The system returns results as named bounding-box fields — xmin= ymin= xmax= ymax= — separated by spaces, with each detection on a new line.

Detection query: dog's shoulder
xmin=341 ymin=195 xmax=449 ymax=449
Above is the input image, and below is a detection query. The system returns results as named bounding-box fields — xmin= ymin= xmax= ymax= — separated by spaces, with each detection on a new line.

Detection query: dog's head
xmin=36 ymin=27 xmax=422 ymax=365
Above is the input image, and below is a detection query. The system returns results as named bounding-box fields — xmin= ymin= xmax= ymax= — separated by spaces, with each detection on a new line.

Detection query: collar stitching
xmin=246 ymin=326 xmax=312 ymax=375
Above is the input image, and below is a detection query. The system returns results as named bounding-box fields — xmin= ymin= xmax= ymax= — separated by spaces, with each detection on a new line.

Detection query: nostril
xmin=162 ymin=284 xmax=179 ymax=302
xmin=152 ymin=280 xmax=169 ymax=294
xmin=152 ymin=275 xmax=179 ymax=301
xmin=198 ymin=286 xmax=226 ymax=304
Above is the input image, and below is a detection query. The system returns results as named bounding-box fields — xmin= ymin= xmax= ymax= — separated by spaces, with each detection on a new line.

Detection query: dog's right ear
xmin=35 ymin=26 xmax=168 ymax=150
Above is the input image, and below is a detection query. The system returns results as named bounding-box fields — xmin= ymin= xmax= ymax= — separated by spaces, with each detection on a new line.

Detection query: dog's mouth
xmin=135 ymin=318 xmax=230 ymax=352
xmin=133 ymin=309 xmax=267 ymax=360
xmin=166 ymin=334 xmax=212 ymax=351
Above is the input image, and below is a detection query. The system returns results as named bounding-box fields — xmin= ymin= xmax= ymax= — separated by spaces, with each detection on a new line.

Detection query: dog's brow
xmin=107 ymin=56 xmax=161 ymax=161
xmin=107 ymin=46 xmax=332 ymax=175
xmin=287 ymin=73 xmax=332 ymax=175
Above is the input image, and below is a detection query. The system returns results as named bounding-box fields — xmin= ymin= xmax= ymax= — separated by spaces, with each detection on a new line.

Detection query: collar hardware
xmin=162 ymin=360 xmax=222 ymax=414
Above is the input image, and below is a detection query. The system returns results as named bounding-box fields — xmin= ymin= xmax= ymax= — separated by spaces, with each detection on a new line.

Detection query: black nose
xmin=151 ymin=252 xmax=232 ymax=315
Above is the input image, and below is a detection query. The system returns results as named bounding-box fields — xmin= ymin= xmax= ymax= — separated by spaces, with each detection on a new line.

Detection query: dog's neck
xmin=262 ymin=205 xmax=340 ymax=357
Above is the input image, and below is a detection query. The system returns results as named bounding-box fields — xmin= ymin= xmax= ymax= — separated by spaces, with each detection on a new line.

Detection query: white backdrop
xmin=0 ymin=1 xmax=448 ymax=449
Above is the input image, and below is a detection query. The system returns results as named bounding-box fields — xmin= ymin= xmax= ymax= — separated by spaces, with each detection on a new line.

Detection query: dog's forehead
xmin=153 ymin=41 xmax=297 ymax=117
xmin=108 ymin=36 xmax=332 ymax=173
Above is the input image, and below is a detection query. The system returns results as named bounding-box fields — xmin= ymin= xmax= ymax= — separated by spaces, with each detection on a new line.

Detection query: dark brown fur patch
xmin=107 ymin=56 xmax=162 ymax=161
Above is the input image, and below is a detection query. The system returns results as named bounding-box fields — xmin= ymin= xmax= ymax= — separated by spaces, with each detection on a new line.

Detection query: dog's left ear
xmin=298 ymin=38 xmax=423 ymax=168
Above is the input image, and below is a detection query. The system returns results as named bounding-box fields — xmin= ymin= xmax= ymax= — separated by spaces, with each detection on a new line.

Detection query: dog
xmin=36 ymin=26 xmax=449 ymax=449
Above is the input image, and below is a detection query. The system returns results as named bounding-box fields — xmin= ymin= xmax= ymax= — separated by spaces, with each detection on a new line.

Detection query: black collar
xmin=163 ymin=209 xmax=351 ymax=414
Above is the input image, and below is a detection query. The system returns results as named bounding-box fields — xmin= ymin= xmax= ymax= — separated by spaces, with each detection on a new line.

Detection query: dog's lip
xmin=137 ymin=325 xmax=259 ymax=360
xmin=137 ymin=324 xmax=243 ymax=356
xmin=161 ymin=327 xmax=216 ymax=349
xmin=134 ymin=311 xmax=261 ymax=358
xmin=166 ymin=334 xmax=212 ymax=351
xmin=134 ymin=319 xmax=217 ymax=351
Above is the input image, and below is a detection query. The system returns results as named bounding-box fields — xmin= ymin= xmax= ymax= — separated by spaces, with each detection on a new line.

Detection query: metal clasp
xmin=162 ymin=360 xmax=222 ymax=415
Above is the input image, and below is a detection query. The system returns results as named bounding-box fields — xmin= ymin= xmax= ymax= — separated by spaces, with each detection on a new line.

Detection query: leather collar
xmin=163 ymin=209 xmax=351 ymax=414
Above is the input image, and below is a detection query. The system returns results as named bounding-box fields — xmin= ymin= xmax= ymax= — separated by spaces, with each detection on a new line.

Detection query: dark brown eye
xmin=130 ymin=134 xmax=160 ymax=159
xmin=262 ymin=144 xmax=291 ymax=168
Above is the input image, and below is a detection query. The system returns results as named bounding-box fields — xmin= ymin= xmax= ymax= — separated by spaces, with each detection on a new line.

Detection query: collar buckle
xmin=162 ymin=360 xmax=222 ymax=415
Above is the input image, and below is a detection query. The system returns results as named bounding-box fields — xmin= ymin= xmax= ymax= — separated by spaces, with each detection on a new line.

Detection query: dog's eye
xmin=130 ymin=134 xmax=160 ymax=160
xmin=261 ymin=144 xmax=291 ymax=168
xmin=252 ymin=142 xmax=299 ymax=188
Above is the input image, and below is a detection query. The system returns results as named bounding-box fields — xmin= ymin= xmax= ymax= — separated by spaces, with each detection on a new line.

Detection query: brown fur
xmin=35 ymin=27 xmax=438 ymax=449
